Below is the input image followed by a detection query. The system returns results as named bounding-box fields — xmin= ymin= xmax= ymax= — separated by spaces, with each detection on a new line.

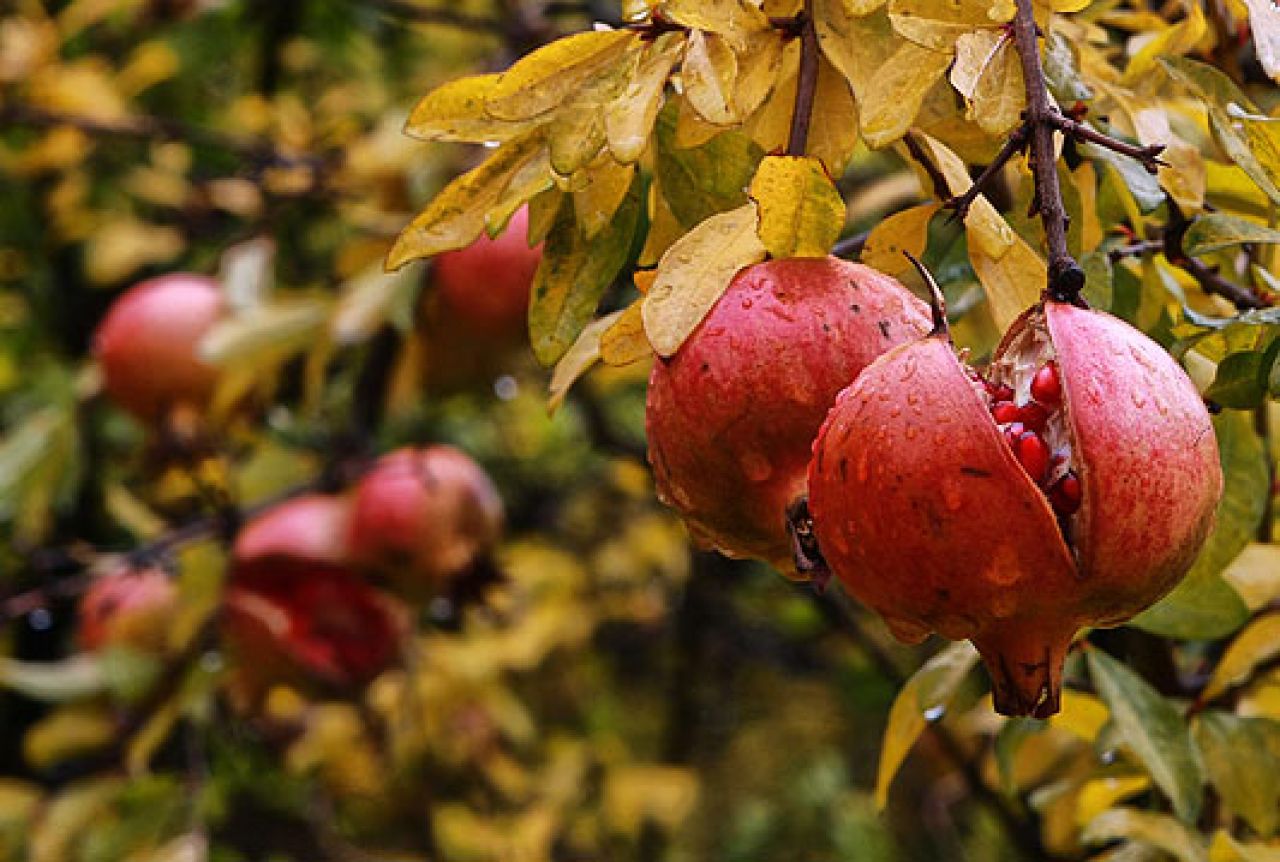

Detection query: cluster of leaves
xmin=0 ymin=0 xmax=1279 ymax=861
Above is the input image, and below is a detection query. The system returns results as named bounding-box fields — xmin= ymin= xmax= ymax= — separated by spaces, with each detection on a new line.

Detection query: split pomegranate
xmin=78 ymin=566 xmax=179 ymax=653
xmin=808 ymin=293 xmax=1222 ymax=717
xmin=348 ymin=445 xmax=504 ymax=600
xmin=93 ymin=273 xmax=225 ymax=424
xmin=645 ymin=257 xmax=932 ymax=577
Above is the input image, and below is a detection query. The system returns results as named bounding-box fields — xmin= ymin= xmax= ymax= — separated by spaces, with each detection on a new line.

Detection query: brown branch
xmin=832 ymin=230 xmax=869 ymax=260
xmin=1163 ymin=203 xmax=1269 ymax=310
xmin=904 ymin=132 xmax=952 ymax=202
xmin=1047 ymin=114 xmax=1166 ymax=173
xmin=947 ymin=124 xmax=1029 ymax=222
xmin=1107 ymin=239 xmax=1164 ymax=262
xmin=786 ymin=4 xmax=819 ymax=157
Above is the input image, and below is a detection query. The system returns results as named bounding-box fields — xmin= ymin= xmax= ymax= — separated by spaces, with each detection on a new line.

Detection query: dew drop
xmin=900 ymin=354 xmax=918 ymax=381
xmin=923 ymin=705 xmax=946 ymax=722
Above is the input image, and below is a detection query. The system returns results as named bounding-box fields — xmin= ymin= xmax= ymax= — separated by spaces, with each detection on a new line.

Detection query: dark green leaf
xmin=1205 ymin=350 xmax=1268 ymax=409
xmin=654 ymin=103 xmax=764 ymax=229
xmin=1193 ymin=711 xmax=1280 ymax=837
xmin=1183 ymin=213 xmax=1280 ymax=256
xmin=1085 ymin=649 xmax=1203 ymax=822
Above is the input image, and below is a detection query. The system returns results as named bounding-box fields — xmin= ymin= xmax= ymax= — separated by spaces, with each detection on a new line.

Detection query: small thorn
xmin=903 ymin=251 xmax=949 ymax=338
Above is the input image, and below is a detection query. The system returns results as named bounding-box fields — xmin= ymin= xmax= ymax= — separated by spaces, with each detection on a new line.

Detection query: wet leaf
xmin=875 ymin=641 xmax=979 ymax=809
xmin=605 ymin=32 xmax=684 ymax=163
xmin=642 ymin=203 xmax=766 ymax=357
xmin=1086 ymin=649 xmax=1204 ymax=822
xmin=683 ymin=30 xmax=738 ymax=125
xmin=486 ymin=29 xmax=636 ymax=121
xmin=405 ymin=74 xmax=535 ymax=143
xmin=660 ymin=0 xmax=769 ymax=49
xmin=600 ymin=300 xmax=650 ymax=366
xmin=861 ymin=203 xmax=939 ymax=277
xmin=653 ymin=104 xmax=763 ymax=228
xmin=748 ymin=155 xmax=844 ymax=259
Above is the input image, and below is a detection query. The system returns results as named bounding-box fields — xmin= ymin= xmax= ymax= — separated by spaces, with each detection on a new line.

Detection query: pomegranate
xmin=433 ymin=206 xmax=541 ymax=341
xmin=78 ymin=566 xmax=179 ymax=653
xmin=807 ymin=281 xmax=1222 ymax=717
xmin=348 ymin=445 xmax=504 ymax=600
xmin=233 ymin=494 xmax=354 ymax=567
xmin=93 ymin=273 xmax=225 ymax=424
xmin=645 ymin=257 xmax=932 ymax=577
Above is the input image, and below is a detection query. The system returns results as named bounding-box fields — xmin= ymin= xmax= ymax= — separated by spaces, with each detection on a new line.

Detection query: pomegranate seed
xmin=1049 ymin=471 xmax=1082 ymax=515
xmin=1031 ymin=362 xmax=1062 ymax=406
xmin=991 ymin=402 xmax=1020 ymax=424
xmin=1019 ymin=402 xmax=1050 ymax=432
xmin=1016 ymin=432 xmax=1050 ymax=482
xmin=1002 ymin=421 xmax=1025 ymax=450
xmin=990 ymin=383 xmax=1014 ymax=402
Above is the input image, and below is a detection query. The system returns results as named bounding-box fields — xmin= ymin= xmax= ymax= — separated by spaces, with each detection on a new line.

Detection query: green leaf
xmin=994 ymin=717 xmax=1044 ymax=797
xmin=1183 ymin=213 xmax=1280 ymax=256
xmin=748 ymin=156 xmax=845 ymax=259
xmin=1085 ymin=649 xmax=1204 ymax=822
xmin=0 ymin=656 xmax=106 ymax=703
xmin=1210 ymin=830 xmax=1280 ymax=862
xmin=653 ymin=104 xmax=764 ymax=229
xmin=1160 ymin=57 xmax=1280 ymax=206
xmin=1192 ymin=711 xmax=1280 ymax=837
xmin=1131 ymin=411 xmax=1261 ymax=639
xmin=528 ymin=180 xmax=641 ymax=366
xmin=1204 ymin=348 xmax=1271 ymax=409
xmin=1082 ymin=808 xmax=1208 ymax=862
xmin=874 ymin=641 xmax=979 ymax=809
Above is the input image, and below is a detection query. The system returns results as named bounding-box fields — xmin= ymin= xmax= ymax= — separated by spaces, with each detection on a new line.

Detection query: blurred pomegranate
xmin=808 ymin=295 xmax=1221 ymax=717
xmin=348 ymin=445 xmax=504 ymax=601
xmin=433 ymin=206 xmax=541 ymax=341
xmin=93 ymin=273 xmax=225 ymax=425
xmin=645 ymin=257 xmax=931 ymax=578
xmin=78 ymin=566 xmax=178 ymax=653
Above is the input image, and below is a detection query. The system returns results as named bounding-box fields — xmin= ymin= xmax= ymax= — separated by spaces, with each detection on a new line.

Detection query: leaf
xmin=573 ymin=157 xmax=638 ymax=240
xmin=1204 ymin=349 xmax=1270 ymax=409
xmin=748 ymin=156 xmax=845 ymax=259
xmin=683 ymin=30 xmax=738 ymax=125
xmin=889 ymin=0 xmax=1012 ymax=52
xmin=600 ymin=301 xmax=651 ymax=366
xmin=957 ymin=30 xmax=1024 ymax=137
xmin=331 ymin=261 xmax=421 ymax=345
xmin=653 ymin=104 xmax=763 ymax=228
xmin=1243 ymin=0 xmax=1280 ymax=82
xmin=993 ymin=717 xmax=1044 ymax=796
xmin=1210 ymin=831 xmax=1280 ymax=862
xmin=1131 ymin=411 xmax=1263 ymax=639
xmin=605 ymin=32 xmax=684 ymax=163
xmin=660 ymin=0 xmax=769 ymax=49
xmin=1221 ymin=544 xmax=1280 ymax=612
xmin=1201 ymin=613 xmax=1280 ymax=703
xmin=388 ymin=131 xmax=547 ymax=269
xmin=0 ymin=656 xmax=105 ymax=703
xmin=1192 ymin=711 xmax=1280 ymax=837
xmin=404 ymin=73 xmax=536 ymax=143
xmin=1160 ymin=57 xmax=1280 ymax=207
xmin=1083 ymin=808 xmax=1208 ymax=862
xmin=642 ymin=203 xmax=766 ymax=357
xmin=859 ymin=39 xmax=952 ymax=148
xmin=861 ymin=203 xmax=939 ymax=276
xmin=485 ymin=29 xmax=636 ymax=121
xmin=200 ymin=298 xmax=330 ymax=366
xmin=1076 ymin=776 xmax=1154 ymax=829
xmin=23 ymin=704 xmax=115 ymax=770
xmin=1183 ymin=213 xmax=1280 ymax=256
xmin=529 ymin=182 xmax=641 ymax=365
xmin=1049 ymin=689 xmax=1111 ymax=742
xmin=1126 ymin=2 xmax=1206 ymax=81
xmin=1086 ymin=649 xmax=1204 ymax=822
xmin=874 ymin=641 xmax=979 ymax=809
xmin=548 ymin=49 xmax=636 ymax=175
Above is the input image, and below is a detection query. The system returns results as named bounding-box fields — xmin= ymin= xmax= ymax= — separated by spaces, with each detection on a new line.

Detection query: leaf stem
xmin=786 ymin=4 xmax=819 ymax=158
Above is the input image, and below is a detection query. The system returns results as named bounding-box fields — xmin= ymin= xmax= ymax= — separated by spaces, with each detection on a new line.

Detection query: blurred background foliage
xmin=0 ymin=1 xmax=1279 ymax=862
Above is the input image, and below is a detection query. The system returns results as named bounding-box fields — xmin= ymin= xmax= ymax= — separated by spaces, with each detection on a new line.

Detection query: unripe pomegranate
xmin=233 ymin=494 xmax=354 ymax=567
xmin=808 ymin=292 xmax=1222 ymax=717
xmin=645 ymin=257 xmax=932 ymax=577
xmin=348 ymin=445 xmax=504 ymax=600
xmin=78 ymin=566 xmax=179 ymax=653
xmin=93 ymin=273 xmax=225 ymax=424
xmin=433 ymin=206 xmax=541 ymax=341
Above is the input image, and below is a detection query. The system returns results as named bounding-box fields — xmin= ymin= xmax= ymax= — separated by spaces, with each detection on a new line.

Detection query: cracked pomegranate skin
xmin=93 ymin=273 xmax=224 ymax=423
xmin=645 ymin=257 xmax=931 ymax=576
xmin=807 ymin=301 xmax=1221 ymax=716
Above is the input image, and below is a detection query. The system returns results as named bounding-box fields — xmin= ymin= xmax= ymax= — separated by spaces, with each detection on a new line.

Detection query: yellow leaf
xmin=115 ymin=39 xmax=179 ymax=98
xmin=859 ymin=39 xmax=952 ymax=148
xmin=1073 ymin=161 xmax=1103 ymax=253
xmin=813 ymin=0 xmax=895 ymax=100
xmin=1083 ymin=808 xmax=1209 ymax=862
xmin=951 ymin=30 xmax=1024 ymax=136
xmin=1201 ymin=613 xmax=1280 ymax=703
xmin=85 ymin=219 xmax=184 ymax=285
xmin=639 ymin=180 xmax=684 ymax=266
xmin=642 ymin=203 xmax=766 ymax=357
xmin=573 ymin=156 xmax=638 ymax=240
xmin=889 ymin=0 xmax=1012 ymax=52
xmin=749 ymin=155 xmax=845 ymax=258
xmin=600 ymin=300 xmax=651 ymax=366
xmin=387 ymin=131 xmax=546 ymax=269
xmin=1221 ymin=543 xmax=1280 ymax=611
xmin=683 ymin=30 xmax=738 ymax=125
xmin=605 ymin=32 xmax=684 ymax=163
xmin=603 ymin=764 xmax=700 ymax=836
xmin=1075 ymin=775 xmax=1152 ymax=828
xmin=808 ymin=57 xmax=861 ymax=174
xmin=23 ymin=704 xmax=115 ymax=770
xmin=731 ymin=28 xmax=785 ymax=120
xmin=486 ymin=29 xmax=636 ymax=121
xmin=660 ymin=0 xmax=770 ymax=49
xmin=861 ymin=203 xmax=939 ymax=276
xmin=404 ymin=73 xmax=536 ymax=143
xmin=1126 ymin=3 xmax=1207 ymax=81
xmin=1049 ymin=689 xmax=1109 ymax=742
xmin=1210 ymin=831 xmax=1280 ymax=862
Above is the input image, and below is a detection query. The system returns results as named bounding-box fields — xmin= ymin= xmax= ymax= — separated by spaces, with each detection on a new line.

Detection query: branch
xmin=1163 ymin=203 xmax=1270 ymax=311
xmin=786 ymin=4 xmax=819 ymax=157
xmin=1047 ymin=113 xmax=1165 ymax=173
xmin=832 ymin=230 xmax=869 ymax=260
xmin=947 ymin=123 xmax=1029 ymax=222
xmin=903 ymin=132 xmax=953 ymax=202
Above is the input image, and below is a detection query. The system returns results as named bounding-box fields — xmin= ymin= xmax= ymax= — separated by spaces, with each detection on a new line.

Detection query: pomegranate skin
xmin=233 ymin=494 xmax=354 ymax=568
xmin=93 ymin=273 xmax=225 ymax=423
xmin=348 ymin=445 xmax=504 ymax=599
xmin=808 ymin=302 xmax=1222 ymax=717
xmin=433 ymin=206 xmax=542 ymax=341
xmin=79 ymin=567 xmax=179 ymax=653
xmin=645 ymin=257 xmax=931 ymax=576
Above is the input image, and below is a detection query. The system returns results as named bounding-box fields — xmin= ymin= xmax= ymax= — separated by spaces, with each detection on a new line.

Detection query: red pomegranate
xmin=433 ymin=206 xmax=541 ymax=341
xmin=93 ymin=273 xmax=225 ymax=424
xmin=79 ymin=566 xmax=179 ymax=653
xmin=807 ymin=295 xmax=1222 ymax=717
xmin=224 ymin=494 xmax=406 ymax=692
xmin=645 ymin=257 xmax=932 ymax=577
xmin=348 ymin=445 xmax=504 ymax=599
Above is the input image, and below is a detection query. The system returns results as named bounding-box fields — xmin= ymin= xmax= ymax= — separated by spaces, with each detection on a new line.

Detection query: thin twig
xmin=1107 ymin=239 xmax=1164 ymax=262
xmin=832 ymin=230 xmax=869 ymax=260
xmin=1048 ymin=114 xmax=1165 ymax=173
xmin=1163 ymin=203 xmax=1269 ymax=310
xmin=786 ymin=4 xmax=819 ymax=157
xmin=947 ymin=124 xmax=1029 ymax=221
